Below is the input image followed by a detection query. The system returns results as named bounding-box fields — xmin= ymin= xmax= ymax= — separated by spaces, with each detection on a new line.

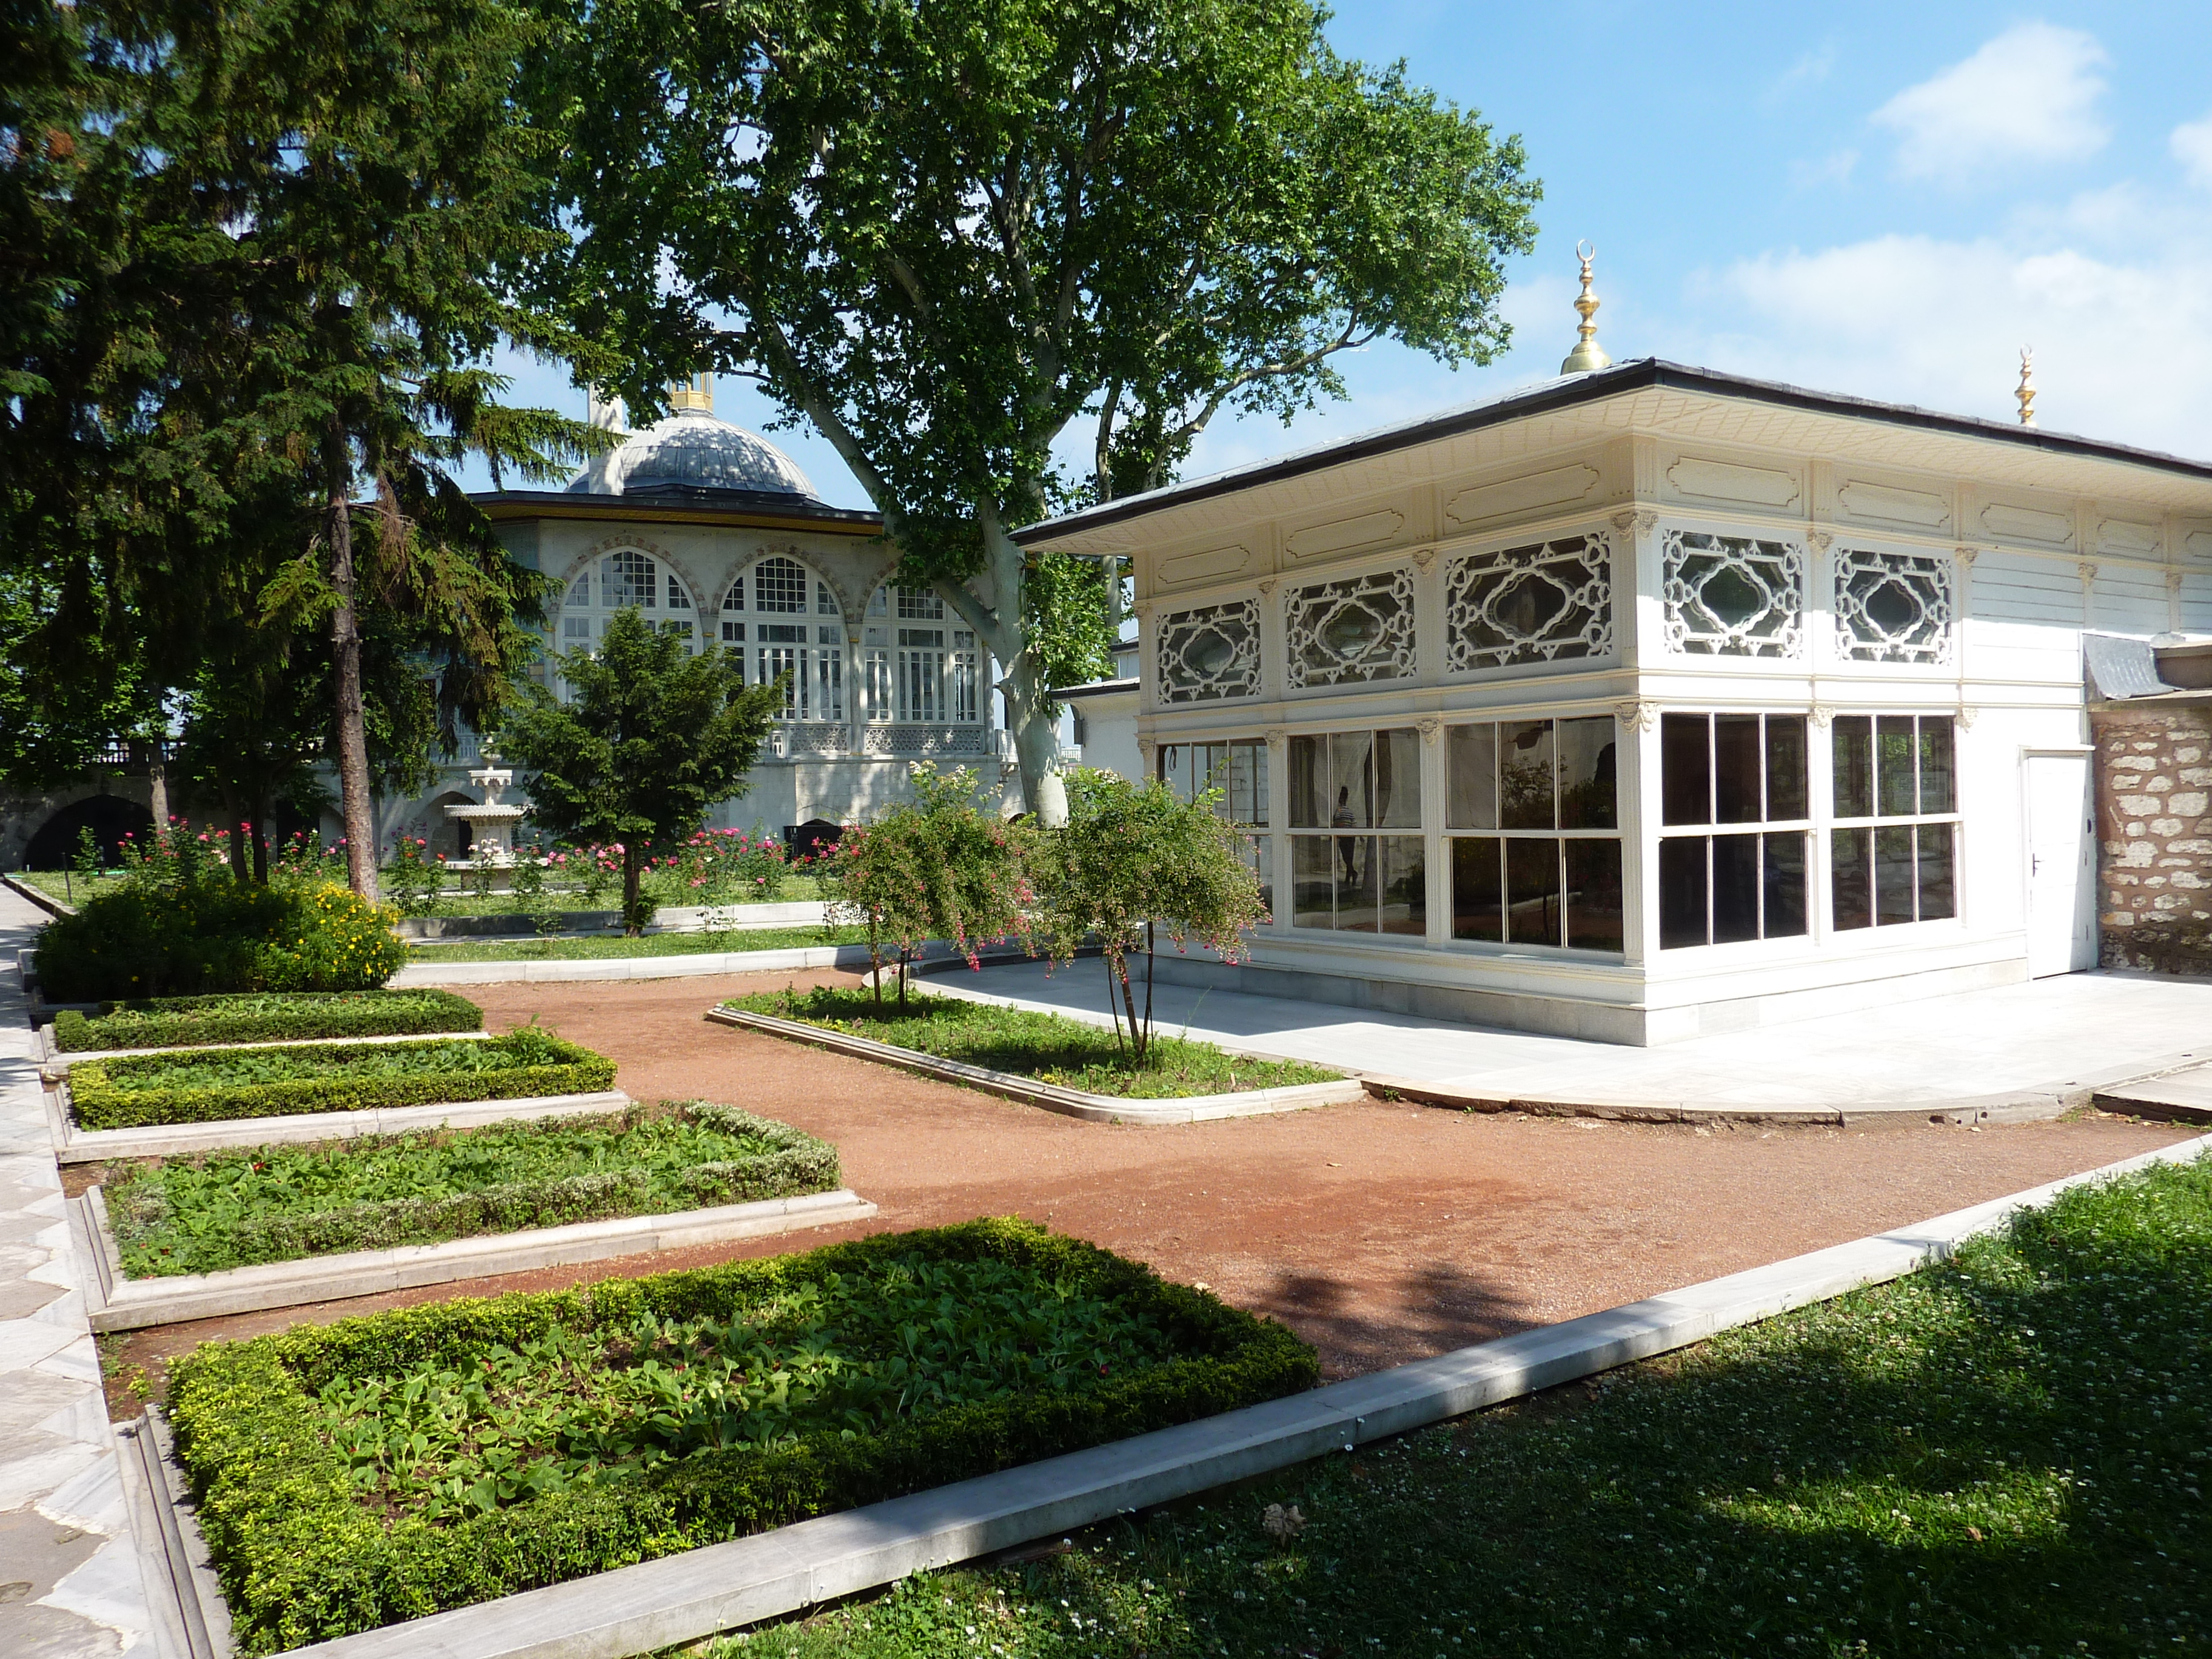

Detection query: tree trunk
xmin=622 ymin=842 xmax=645 ymax=934
xmin=141 ymin=743 xmax=168 ymax=833
xmin=956 ymin=511 xmax=1068 ymax=827
xmin=223 ymin=791 xmax=249 ymax=885
xmin=326 ymin=424 xmax=378 ymax=902
xmin=252 ymin=796 xmax=270 ymax=886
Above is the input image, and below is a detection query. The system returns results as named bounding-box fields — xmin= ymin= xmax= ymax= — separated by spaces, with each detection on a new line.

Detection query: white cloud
xmin=1766 ymin=41 xmax=1837 ymax=103
xmin=1871 ymin=22 xmax=2110 ymax=185
xmin=2174 ymin=112 xmax=2212 ymax=190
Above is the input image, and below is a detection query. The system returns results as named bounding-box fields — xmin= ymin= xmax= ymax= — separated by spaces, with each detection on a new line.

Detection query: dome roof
xmin=566 ymin=410 xmax=820 ymax=500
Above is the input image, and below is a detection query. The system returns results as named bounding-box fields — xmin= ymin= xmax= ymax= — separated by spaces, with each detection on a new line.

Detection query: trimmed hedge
xmin=36 ymin=880 xmax=404 ymax=1001
xmin=55 ymin=989 xmax=484 ymax=1053
xmin=67 ymin=1030 xmax=617 ymax=1131
xmin=107 ymin=1103 xmax=839 ymax=1276
xmin=167 ymin=1219 xmax=1318 ymax=1655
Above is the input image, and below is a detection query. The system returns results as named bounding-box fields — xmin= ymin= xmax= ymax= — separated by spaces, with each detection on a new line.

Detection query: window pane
xmin=1874 ymin=825 xmax=1915 ymax=923
xmin=1447 ymin=724 xmax=1498 ymax=830
xmin=1832 ymin=828 xmax=1872 ymax=930
xmin=1919 ymin=717 xmax=1956 ymax=814
xmin=1834 ymin=715 xmax=1874 ymax=818
xmin=1662 ymin=714 xmax=1711 ymax=826
xmin=1452 ymin=837 xmax=1504 ymax=942
xmin=1250 ymin=834 xmax=1275 ymax=920
xmin=1917 ymin=823 xmax=1956 ymax=920
xmin=1763 ymin=833 xmax=1807 ymax=939
xmin=1557 ymin=717 xmax=1618 ymax=830
xmin=1288 ymin=736 xmax=1326 ymax=828
xmin=1374 ymin=728 xmax=1422 ymax=829
xmin=1292 ymin=836 xmax=1333 ymax=928
xmin=1658 ymin=837 xmax=1708 ymax=948
xmin=1504 ymin=837 xmax=1562 ymax=946
xmin=1335 ymin=836 xmax=1379 ymax=931
xmin=1500 ymin=720 xmax=1555 ymax=830
xmin=1156 ymin=743 xmax=1183 ymax=797
xmin=1877 ymin=717 xmax=1917 ymax=816
xmin=1237 ymin=742 xmax=1270 ymax=827
xmin=1714 ymin=714 xmax=1762 ymax=823
xmin=1711 ymin=833 xmax=1761 ymax=943
xmin=1330 ymin=731 xmax=1376 ymax=830
xmin=1765 ymin=716 xmax=1809 ymax=820
xmin=1379 ymin=838 xmax=1426 ymax=936
xmin=1565 ymin=839 xmax=1624 ymax=951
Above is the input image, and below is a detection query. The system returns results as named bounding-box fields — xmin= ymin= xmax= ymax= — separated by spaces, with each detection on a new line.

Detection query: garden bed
xmin=64 ymin=1028 xmax=617 ymax=1131
xmin=164 ymin=1219 xmax=1316 ymax=1654
xmin=407 ymin=923 xmax=870 ymax=962
xmin=52 ymin=988 xmax=483 ymax=1053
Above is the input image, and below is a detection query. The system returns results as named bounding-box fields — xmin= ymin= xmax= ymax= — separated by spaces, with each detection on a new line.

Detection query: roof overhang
xmin=473 ymin=489 xmax=885 ymax=539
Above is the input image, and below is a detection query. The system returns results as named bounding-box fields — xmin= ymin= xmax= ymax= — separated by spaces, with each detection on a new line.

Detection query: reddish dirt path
xmin=105 ymin=969 xmax=2198 ymax=1398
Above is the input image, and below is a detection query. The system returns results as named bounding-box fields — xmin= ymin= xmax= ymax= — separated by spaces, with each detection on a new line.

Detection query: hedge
xmin=55 ymin=990 xmax=484 ymax=1053
xmin=36 ymin=880 xmax=404 ymax=1001
xmin=166 ymin=1219 xmax=1318 ymax=1655
xmin=107 ymin=1104 xmax=839 ymax=1276
xmin=67 ymin=1030 xmax=617 ymax=1131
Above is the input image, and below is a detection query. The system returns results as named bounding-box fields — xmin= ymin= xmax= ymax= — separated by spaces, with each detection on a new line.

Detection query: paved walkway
xmin=939 ymin=959 xmax=2212 ymax=1111
xmin=0 ymin=883 xmax=154 ymax=1656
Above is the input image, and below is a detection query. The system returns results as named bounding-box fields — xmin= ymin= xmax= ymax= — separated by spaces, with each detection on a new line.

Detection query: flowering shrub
xmin=643 ymin=826 xmax=789 ymax=907
xmin=256 ymin=885 xmax=407 ymax=991
xmin=381 ymin=837 xmax=446 ymax=917
xmin=272 ymin=831 xmax=348 ymax=889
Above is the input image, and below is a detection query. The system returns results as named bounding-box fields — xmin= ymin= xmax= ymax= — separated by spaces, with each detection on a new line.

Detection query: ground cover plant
xmin=67 ymin=1029 xmax=615 ymax=1130
xmin=405 ymin=923 xmax=869 ymax=963
xmin=723 ymin=985 xmax=1338 ymax=1099
xmin=708 ymin=1153 xmax=2212 ymax=1659
xmin=99 ymin=1102 xmax=836 ymax=1276
xmin=165 ymin=1218 xmax=1316 ymax=1653
xmin=54 ymin=990 xmax=483 ymax=1052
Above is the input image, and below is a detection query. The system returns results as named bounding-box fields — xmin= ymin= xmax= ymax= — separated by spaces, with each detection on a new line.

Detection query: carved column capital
xmin=1609 ymin=508 xmax=1658 ymax=536
xmin=1806 ymin=528 xmax=1835 ymax=555
xmin=1809 ymin=703 xmax=1836 ymax=729
xmin=1136 ymin=737 xmax=1158 ymax=766
xmin=1262 ymin=726 xmax=1285 ymax=749
xmin=1613 ymin=699 xmax=1660 ymax=734
xmin=2168 ymin=567 xmax=2187 ymax=594
xmin=1954 ymin=545 xmax=1980 ymax=568
xmin=1956 ymin=704 xmax=1980 ymax=731
xmin=1133 ymin=599 xmax=1156 ymax=620
xmin=1415 ymin=716 xmax=1443 ymax=746
xmin=1410 ymin=548 xmax=1437 ymax=573
xmin=1255 ymin=578 xmax=1278 ymax=597
xmin=2077 ymin=560 xmax=2100 ymax=586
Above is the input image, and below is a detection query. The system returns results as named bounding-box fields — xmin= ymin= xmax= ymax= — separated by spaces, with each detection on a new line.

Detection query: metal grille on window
xmin=1158 ymin=599 xmax=1262 ymax=705
xmin=1286 ymin=729 xmax=1423 ymax=936
xmin=1159 ymin=739 xmax=1273 ymax=917
xmin=1445 ymin=717 xmax=1622 ymax=951
xmin=1834 ymin=549 xmax=1954 ymax=664
xmin=1284 ymin=568 xmax=1415 ymax=688
xmin=1831 ymin=714 xmax=1959 ymax=929
xmin=1661 ymin=531 xmax=1805 ymax=657
xmin=1444 ymin=535 xmax=1612 ymax=672
xmin=754 ymin=557 xmax=807 ymax=614
xmin=1656 ymin=712 xmax=1811 ymax=947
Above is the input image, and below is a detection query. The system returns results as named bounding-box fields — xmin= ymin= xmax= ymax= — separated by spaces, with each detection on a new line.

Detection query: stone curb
xmin=390 ymin=943 xmax=877 ymax=987
xmin=130 ymin=1130 xmax=2210 ymax=1659
xmin=39 ymin=1026 xmax=494 ymax=1072
xmin=47 ymin=1085 xmax=632 ymax=1164
xmin=704 ymin=1006 xmax=1363 ymax=1125
xmin=73 ymin=1184 xmax=879 ymax=1332
xmin=2 ymin=869 xmax=76 ymax=917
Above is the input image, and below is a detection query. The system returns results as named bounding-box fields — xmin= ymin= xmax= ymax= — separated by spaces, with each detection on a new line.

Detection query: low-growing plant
xmin=53 ymin=989 xmax=482 ymax=1052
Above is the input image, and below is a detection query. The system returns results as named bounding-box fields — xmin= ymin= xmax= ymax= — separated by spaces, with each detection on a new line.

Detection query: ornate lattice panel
xmin=1284 ymin=568 xmax=1416 ymax=688
xmin=1834 ymin=548 xmax=1954 ymax=664
xmin=862 ymin=723 xmax=989 ymax=756
xmin=1156 ymin=598 xmax=1262 ymax=704
xmin=1662 ymin=530 xmax=1805 ymax=657
xmin=1444 ymin=534 xmax=1612 ymax=672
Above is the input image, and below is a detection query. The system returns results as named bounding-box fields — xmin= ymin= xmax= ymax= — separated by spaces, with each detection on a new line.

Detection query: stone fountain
xmin=443 ymin=751 xmax=526 ymax=866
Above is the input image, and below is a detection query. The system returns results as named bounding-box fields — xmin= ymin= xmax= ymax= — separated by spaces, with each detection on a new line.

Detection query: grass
xmin=95 ymin=1030 xmax=568 ymax=1091
xmin=406 ymin=923 xmax=870 ymax=962
xmin=55 ymin=988 xmax=481 ymax=1051
xmin=704 ymin=1153 xmax=2212 ymax=1659
xmin=722 ymin=984 xmax=1341 ymax=1099
xmin=13 ymin=868 xmax=121 ymax=906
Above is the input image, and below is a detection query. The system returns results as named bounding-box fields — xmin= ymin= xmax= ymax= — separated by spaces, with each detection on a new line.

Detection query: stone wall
xmin=2091 ymin=702 xmax=2212 ymax=974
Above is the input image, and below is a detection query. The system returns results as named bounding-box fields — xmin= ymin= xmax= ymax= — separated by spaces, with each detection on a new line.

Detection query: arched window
xmin=860 ymin=585 xmax=980 ymax=725
xmin=720 ymin=557 xmax=844 ymax=722
xmin=557 ymin=549 xmax=698 ymax=697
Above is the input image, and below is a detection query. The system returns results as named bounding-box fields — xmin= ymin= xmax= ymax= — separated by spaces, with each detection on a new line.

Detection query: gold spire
xmin=1559 ymin=241 xmax=1612 ymax=375
xmin=668 ymin=372 xmax=714 ymax=414
xmin=2015 ymin=348 xmax=2036 ymax=427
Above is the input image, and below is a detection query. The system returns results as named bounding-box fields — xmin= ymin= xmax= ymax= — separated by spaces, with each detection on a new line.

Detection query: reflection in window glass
xmin=1833 ymin=712 xmax=1961 ymax=933
xmin=1505 ymin=839 xmax=1561 ymax=945
xmin=1292 ymin=835 xmax=1333 ymax=930
xmin=1658 ymin=838 xmax=1706 ymax=950
xmin=1333 ymin=836 xmax=1379 ymax=930
xmin=1447 ymin=725 xmax=1497 ymax=830
xmin=1661 ymin=714 xmax=1710 ymax=825
xmin=1289 ymin=735 xmax=1326 ymax=828
xmin=1832 ymin=828 xmax=1872 ymax=930
xmin=1919 ymin=718 xmax=1956 ymax=814
xmin=1500 ymin=722 xmax=1554 ymax=830
xmin=1565 ymin=840 xmax=1624 ymax=950
xmin=1375 ymin=728 xmax=1421 ymax=829
xmin=1766 ymin=717 xmax=1809 ymax=820
xmin=1834 ymin=716 xmax=1873 ymax=817
xmin=1711 ymin=833 xmax=1761 ymax=943
xmin=1875 ymin=825 xmax=1915 ymax=925
xmin=1447 ymin=716 xmax=1622 ymax=955
xmin=1763 ymin=834 xmax=1808 ymax=938
xmin=1452 ymin=837 xmax=1503 ymax=942
xmin=1919 ymin=823 xmax=1956 ymax=920
xmin=1287 ymin=726 xmax=1424 ymax=936
xmin=1658 ymin=714 xmax=1812 ymax=948
xmin=1714 ymin=715 xmax=1763 ymax=823
xmin=1329 ymin=731 xmax=1375 ymax=830
xmin=1877 ymin=716 xmax=1918 ymax=816
xmin=1380 ymin=838 xmax=1426 ymax=936
xmin=1557 ymin=718 xmax=1617 ymax=830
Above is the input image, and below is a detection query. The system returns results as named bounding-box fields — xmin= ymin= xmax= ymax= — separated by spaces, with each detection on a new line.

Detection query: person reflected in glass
xmin=1333 ymin=785 xmax=1359 ymax=883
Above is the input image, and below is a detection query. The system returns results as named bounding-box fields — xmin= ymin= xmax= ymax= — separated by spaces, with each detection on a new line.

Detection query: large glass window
xmin=557 ymin=549 xmax=700 ymax=700
xmin=1287 ymin=729 xmax=1424 ymax=936
xmin=1159 ymin=739 xmax=1272 ymax=916
xmin=1831 ymin=714 xmax=1958 ymax=930
xmin=1446 ymin=717 xmax=1621 ymax=951
xmin=1657 ymin=712 xmax=1809 ymax=948
xmin=721 ymin=560 xmax=843 ymax=722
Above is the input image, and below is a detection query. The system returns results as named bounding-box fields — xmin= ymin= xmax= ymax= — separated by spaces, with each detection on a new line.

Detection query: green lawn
xmin=723 ymin=984 xmax=1342 ymax=1099
xmin=12 ymin=869 xmax=119 ymax=905
xmin=711 ymin=1153 xmax=2212 ymax=1658
xmin=406 ymin=924 xmax=869 ymax=962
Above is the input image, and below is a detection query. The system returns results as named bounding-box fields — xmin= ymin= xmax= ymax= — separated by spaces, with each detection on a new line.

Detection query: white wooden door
xmin=2024 ymin=752 xmax=2096 ymax=977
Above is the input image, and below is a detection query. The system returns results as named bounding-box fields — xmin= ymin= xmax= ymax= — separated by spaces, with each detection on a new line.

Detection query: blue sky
xmin=474 ymin=6 xmax=2212 ymax=509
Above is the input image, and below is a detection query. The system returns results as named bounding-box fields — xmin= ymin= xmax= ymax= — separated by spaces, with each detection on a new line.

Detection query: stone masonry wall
xmin=2092 ymin=703 xmax=2212 ymax=974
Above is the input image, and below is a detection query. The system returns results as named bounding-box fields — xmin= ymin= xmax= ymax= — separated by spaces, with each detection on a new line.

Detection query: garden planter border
xmin=38 ymin=1026 xmax=496 ymax=1069
xmin=70 ymin=1181 xmax=879 ymax=1332
xmin=122 ymin=1131 xmax=2212 ymax=1659
xmin=704 ymin=1005 xmax=1363 ymax=1124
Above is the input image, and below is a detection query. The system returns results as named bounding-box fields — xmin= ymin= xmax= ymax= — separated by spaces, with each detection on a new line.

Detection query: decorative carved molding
xmin=1283 ymin=508 xmax=1404 ymax=561
xmin=1612 ymin=699 xmax=1659 ymax=734
xmin=1132 ymin=600 xmax=1156 ymax=620
xmin=1666 ymin=456 xmax=1801 ymax=509
xmin=1607 ymin=508 xmax=1658 ymax=535
xmin=1262 ymin=726 xmax=1285 ymax=749
xmin=1444 ymin=534 xmax=1612 ymax=674
xmin=1410 ymin=548 xmax=1436 ymax=573
xmin=1956 ymin=705 xmax=1980 ymax=731
xmin=1954 ymin=545 xmax=1979 ymax=568
xmin=1415 ymin=716 xmax=1443 ymax=745
xmin=1833 ymin=547 xmax=1955 ymax=665
xmin=1256 ymin=578 xmax=1278 ymax=596
xmin=1284 ymin=567 xmax=1417 ymax=689
xmin=1155 ymin=598 xmax=1262 ymax=705
xmin=1661 ymin=529 xmax=1806 ymax=659
xmin=2168 ymin=568 xmax=2187 ymax=594
xmin=1809 ymin=703 xmax=1835 ymax=728
xmin=1806 ymin=529 xmax=1835 ymax=554
xmin=1136 ymin=737 xmax=1158 ymax=763
xmin=2078 ymin=560 xmax=2100 ymax=587
xmin=1446 ymin=463 xmax=1601 ymax=528
xmin=1837 ymin=479 xmax=1951 ymax=531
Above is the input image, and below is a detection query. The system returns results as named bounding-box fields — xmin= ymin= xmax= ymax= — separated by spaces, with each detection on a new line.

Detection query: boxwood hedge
xmin=55 ymin=989 xmax=484 ymax=1052
xmin=166 ymin=1219 xmax=1318 ymax=1655
xmin=68 ymin=1029 xmax=617 ymax=1131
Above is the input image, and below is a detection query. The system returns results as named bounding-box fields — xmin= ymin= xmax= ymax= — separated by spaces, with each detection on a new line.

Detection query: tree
xmin=1033 ymin=768 xmax=1269 ymax=1062
xmin=541 ymin=0 xmax=1539 ymax=823
xmin=500 ymin=608 xmax=782 ymax=931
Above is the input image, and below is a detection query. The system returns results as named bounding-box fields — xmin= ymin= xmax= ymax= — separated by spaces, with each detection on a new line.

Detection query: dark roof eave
xmin=1014 ymin=359 xmax=2212 ymax=546
xmin=472 ymin=488 xmax=884 ymax=534
xmin=1050 ymin=677 xmax=1140 ymax=699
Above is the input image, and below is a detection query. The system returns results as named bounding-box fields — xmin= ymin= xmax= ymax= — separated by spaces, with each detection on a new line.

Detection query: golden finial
xmin=668 ymin=372 xmax=714 ymax=414
xmin=1560 ymin=241 xmax=1613 ymax=376
xmin=2016 ymin=347 xmax=2036 ymax=427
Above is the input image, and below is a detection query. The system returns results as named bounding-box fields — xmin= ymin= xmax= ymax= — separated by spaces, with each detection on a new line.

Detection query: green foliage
xmin=724 ymin=986 xmax=1336 ymax=1101
xmin=1032 ymin=770 xmax=1270 ymax=1059
xmin=381 ymin=836 xmax=449 ymax=917
xmin=105 ymin=1101 xmax=836 ymax=1276
xmin=406 ymin=923 xmax=868 ymax=963
xmin=53 ymin=989 xmax=481 ymax=1052
xmin=501 ymin=608 xmax=781 ymax=931
xmin=67 ymin=1030 xmax=615 ymax=1131
xmin=166 ymin=1218 xmax=1316 ymax=1654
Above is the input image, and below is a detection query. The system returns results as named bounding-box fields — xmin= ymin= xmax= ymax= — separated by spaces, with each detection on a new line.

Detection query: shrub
xmin=67 ymin=1029 xmax=616 ymax=1130
xmin=166 ymin=1218 xmax=1316 ymax=1655
xmin=53 ymin=990 xmax=483 ymax=1052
